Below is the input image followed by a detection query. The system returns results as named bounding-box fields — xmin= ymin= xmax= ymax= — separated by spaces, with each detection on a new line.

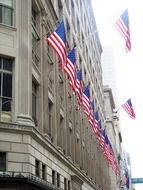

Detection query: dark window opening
xmin=35 ymin=159 xmax=40 ymax=177
xmin=48 ymin=100 xmax=53 ymax=137
xmin=0 ymin=152 xmax=6 ymax=171
xmin=57 ymin=173 xmax=60 ymax=187
xmin=68 ymin=180 xmax=70 ymax=190
xmin=32 ymin=81 xmax=38 ymax=125
xmin=42 ymin=164 xmax=46 ymax=180
xmin=52 ymin=170 xmax=55 ymax=185
xmin=64 ymin=178 xmax=67 ymax=190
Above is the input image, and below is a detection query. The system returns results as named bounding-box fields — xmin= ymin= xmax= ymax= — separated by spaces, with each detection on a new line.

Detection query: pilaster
xmin=16 ymin=0 xmax=34 ymax=126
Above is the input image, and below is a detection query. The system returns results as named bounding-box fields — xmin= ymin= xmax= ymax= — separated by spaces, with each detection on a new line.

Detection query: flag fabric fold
xmin=82 ymin=86 xmax=91 ymax=117
xmin=64 ymin=48 xmax=76 ymax=91
xmin=122 ymin=98 xmax=136 ymax=119
xmin=114 ymin=9 xmax=131 ymax=52
xmin=75 ymin=69 xmax=83 ymax=105
xmin=47 ymin=21 xmax=67 ymax=68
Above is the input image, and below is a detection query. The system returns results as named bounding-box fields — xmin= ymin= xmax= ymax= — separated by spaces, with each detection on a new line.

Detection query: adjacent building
xmin=0 ymin=0 xmax=120 ymax=190
xmin=104 ymin=86 xmax=122 ymax=190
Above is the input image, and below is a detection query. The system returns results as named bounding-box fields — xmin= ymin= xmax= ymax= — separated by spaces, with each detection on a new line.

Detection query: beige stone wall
xmin=0 ymin=126 xmax=98 ymax=190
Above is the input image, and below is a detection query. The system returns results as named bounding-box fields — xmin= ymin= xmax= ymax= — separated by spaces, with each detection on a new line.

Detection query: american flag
xmin=88 ymin=100 xmax=95 ymax=126
xmin=121 ymin=171 xmax=129 ymax=188
xmin=47 ymin=21 xmax=67 ymax=68
xmin=64 ymin=48 xmax=76 ymax=91
xmin=75 ymin=69 xmax=83 ymax=104
xmin=114 ymin=9 xmax=131 ymax=52
xmin=95 ymin=111 xmax=99 ymax=121
xmin=104 ymin=134 xmax=112 ymax=162
xmin=99 ymin=127 xmax=106 ymax=151
xmin=82 ymin=86 xmax=91 ymax=117
xmin=92 ymin=111 xmax=100 ymax=141
xmin=122 ymin=98 xmax=136 ymax=119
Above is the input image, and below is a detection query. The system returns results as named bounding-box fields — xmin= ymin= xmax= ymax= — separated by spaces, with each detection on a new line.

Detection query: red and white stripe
xmin=75 ymin=79 xmax=82 ymax=104
xmin=122 ymin=103 xmax=135 ymax=119
xmin=114 ymin=18 xmax=131 ymax=52
xmin=82 ymin=93 xmax=90 ymax=117
xmin=64 ymin=58 xmax=76 ymax=91
xmin=47 ymin=32 xmax=67 ymax=68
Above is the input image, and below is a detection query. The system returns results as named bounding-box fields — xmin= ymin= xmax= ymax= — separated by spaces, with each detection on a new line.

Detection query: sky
xmin=92 ymin=0 xmax=143 ymax=189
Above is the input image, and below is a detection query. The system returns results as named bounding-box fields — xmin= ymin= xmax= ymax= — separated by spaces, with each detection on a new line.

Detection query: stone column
xmin=15 ymin=0 xmax=34 ymax=126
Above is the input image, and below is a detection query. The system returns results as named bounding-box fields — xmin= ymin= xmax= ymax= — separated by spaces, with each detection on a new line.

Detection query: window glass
xmin=2 ymin=98 xmax=11 ymax=111
xmin=3 ymin=73 xmax=12 ymax=97
xmin=68 ymin=181 xmax=70 ymax=190
xmin=42 ymin=164 xmax=46 ymax=180
xmin=0 ymin=6 xmax=2 ymax=23
xmin=52 ymin=170 xmax=55 ymax=185
xmin=57 ymin=173 xmax=60 ymax=187
xmin=64 ymin=178 xmax=67 ymax=190
xmin=0 ymin=152 xmax=6 ymax=171
xmin=0 ymin=57 xmax=2 ymax=69
xmin=32 ymin=81 xmax=37 ymax=125
xmin=0 ymin=0 xmax=13 ymax=26
xmin=0 ymin=73 xmax=1 ymax=96
xmin=3 ymin=58 xmax=12 ymax=71
xmin=0 ymin=0 xmax=13 ymax=7
xmin=35 ymin=159 xmax=40 ymax=177
xmin=4 ymin=7 xmax=12 ymax=25
xmin=0 ymin=56 xmax=12 ymax=121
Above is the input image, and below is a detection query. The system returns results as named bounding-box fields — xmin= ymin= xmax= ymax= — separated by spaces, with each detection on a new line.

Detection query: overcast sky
xmin=92 ymin=0 xmax=143 ymax=189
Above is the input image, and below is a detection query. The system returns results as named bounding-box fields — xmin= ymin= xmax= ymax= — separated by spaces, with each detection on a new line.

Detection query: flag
xmin=75 ymin=69 xmax=83 ymax=104
xmin=92 ymin=111 xmax=100 ymax=141
xmin=122 ymin=98 xmax=136 ymax=119
xmin=47 ymin=21 xmax=67 ymax=68
xmin=88 ymin=100 xmax=95 ymax=126
xmin=64 ymin=48 xmax=76 ymax=91
xmin=114 ymin=9 xmax=131 ymax=52
xmin=82 ymin=86 xmax=91 ymax=117
xmin=95 ymin=111 xmax=99 ymax=122
xmin=121 ymin=171 xmax=129 ymax=189
xmin=99 ymin=127 xmax=105 ymax=150
xmin=126 ymin=171 xmax=130 ymax=189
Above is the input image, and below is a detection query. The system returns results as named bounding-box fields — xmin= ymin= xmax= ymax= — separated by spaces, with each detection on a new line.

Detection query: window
xmin=0 ymin=152 xmax=6 ymax=171
xmin=52 ymin=170 xmax=55 ymax=185
xmin=48 ymin=100 xmax=53 ymax=138
xmin=57 ymin=173 xmax=60 ymax=187
xmin=35 ymin=159 xmax=40 ymax=177
xmin=32 ymin=80 xmax=37 ymax=125
xmin=58 ymin=114 xmax=64 ymax=148
xmin=0 ymin=0 xmax=13 ymax=26
xmin=64 ymin=178 xmax=67 ymax=190
xmin=42 ymin=163 xmax=46 ymax=180
xmin=31 ymin=6 xmax=40 ymax=49
xmin=68 ymin=180 xmax=70 ymax=190
xmin=0 ymin=56 xmax=12 ymax=122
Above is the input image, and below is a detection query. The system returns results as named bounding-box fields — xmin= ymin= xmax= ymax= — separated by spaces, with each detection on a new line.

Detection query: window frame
xmin=0 ymin=56 xmax=13 ymax=122
xmin=32 ymin=80 xmax=38 ymax=126
xmin=0 ymin=0 xmax=13 ymax=26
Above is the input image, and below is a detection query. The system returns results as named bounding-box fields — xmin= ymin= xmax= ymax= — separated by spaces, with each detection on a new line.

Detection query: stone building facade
xmin=104 ymin=86 xmax=122 ymax=190
xmin=0 ymin=0 xmax=119 ymax=190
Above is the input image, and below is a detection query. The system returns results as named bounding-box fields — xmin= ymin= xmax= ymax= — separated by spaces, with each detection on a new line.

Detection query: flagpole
xmin=73 ymin=7 xmax=127 ymax=49
xmin=113 ymin=96 xmax=133 ymax=113
xmin=33 ymin=4 xmax=127 ymax=53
